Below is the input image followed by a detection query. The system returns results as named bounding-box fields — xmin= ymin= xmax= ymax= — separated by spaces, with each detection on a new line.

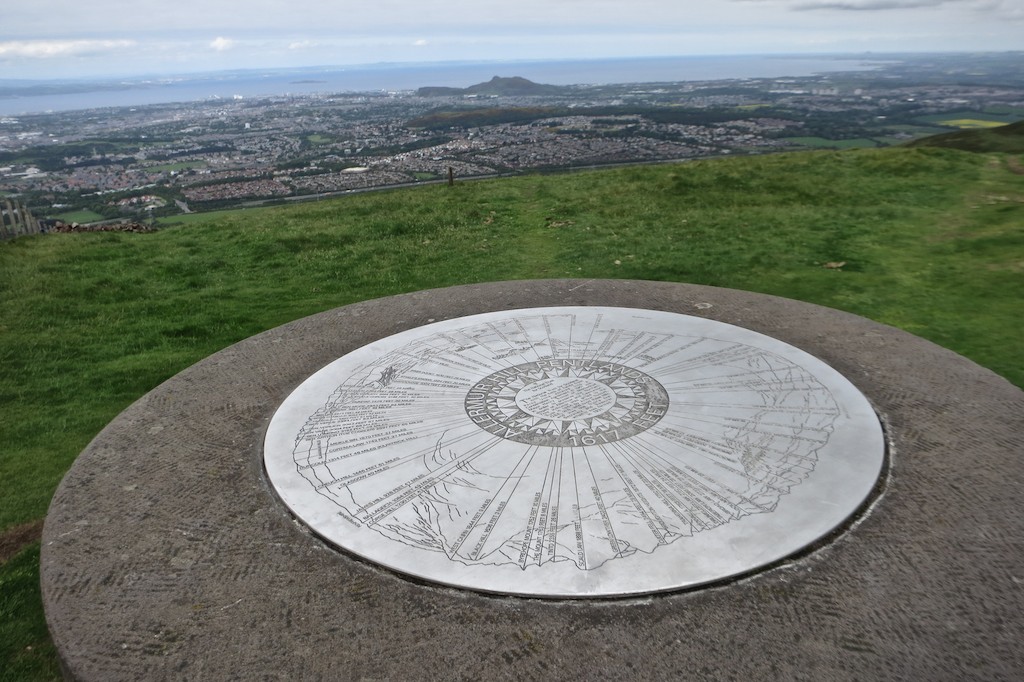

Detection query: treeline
xmin=0 ymin=141 xmax=136 ymax=171
xmin=1 ymin=140 xmax=234 ymax=172
xmin=21 ymin=185 xmax=184 ymax=221
xmin=407 ymin=105 xmax=797 ymax=131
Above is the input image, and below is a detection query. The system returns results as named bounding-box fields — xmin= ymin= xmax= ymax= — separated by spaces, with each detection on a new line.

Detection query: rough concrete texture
xmin=41 ymin=280 xmax=1024 ymax=681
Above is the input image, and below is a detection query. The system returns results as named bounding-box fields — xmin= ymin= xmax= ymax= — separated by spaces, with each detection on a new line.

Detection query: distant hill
xmin=906 ymin=120 xmax=1024 ymax=153
xmin=417 ymin=76 xmax=564 ymax=97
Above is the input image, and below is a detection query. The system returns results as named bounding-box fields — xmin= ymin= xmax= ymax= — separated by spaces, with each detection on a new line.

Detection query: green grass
xmin=2 ymin=146 xmax=1023 ymax=680
xmin=984 ymin=105 xmax=1024 ymax=117
xmin=0 ymin=547 xmax=59 ymax=681
xmin=155 ymin=206 xmax=262 ymax=226
xmin=783 ymin=137 xmax=883 ymax=149
xmin=908 ymin=121 xmax=1024 ymax=154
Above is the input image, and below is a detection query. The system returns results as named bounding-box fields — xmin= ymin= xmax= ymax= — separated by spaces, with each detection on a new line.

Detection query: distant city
xmin=1 ymin=52 xmax=1021 ymax=226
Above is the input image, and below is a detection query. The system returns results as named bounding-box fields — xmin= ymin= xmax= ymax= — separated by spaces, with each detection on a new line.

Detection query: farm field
xmin=51 ymin=209 xmax=104 ymax=224
xmin=783 ymin=136 xmax=881 ymax=149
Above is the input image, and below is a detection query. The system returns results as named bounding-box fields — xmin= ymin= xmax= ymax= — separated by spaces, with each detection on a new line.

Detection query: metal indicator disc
xmin=264 ymin=307 xmax=885 ymax=598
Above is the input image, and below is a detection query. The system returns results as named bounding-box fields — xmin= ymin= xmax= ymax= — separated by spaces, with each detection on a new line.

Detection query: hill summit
xmin=417 ymin=76 xmax=563 ymax=97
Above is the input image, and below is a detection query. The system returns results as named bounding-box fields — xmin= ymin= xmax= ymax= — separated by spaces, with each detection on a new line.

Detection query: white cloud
xmin=210 ymin=36 xmax=234 ymax=52
xmin=0 ymin=39 xmax=136 ymax=59
xmin=0 ymin=0 xmax=1021 ymax=79
xmin=793 ymin=0 xmax=963 ymax=10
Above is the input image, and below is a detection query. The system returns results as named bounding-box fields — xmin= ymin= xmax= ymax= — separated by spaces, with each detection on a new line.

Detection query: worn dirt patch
xmin=0 ymin=518 xmax=45 ymax=564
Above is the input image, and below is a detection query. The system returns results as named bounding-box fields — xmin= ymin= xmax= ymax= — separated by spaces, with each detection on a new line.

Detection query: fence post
xmin=0 ymin=206 xmax=7 ymax=240
xmin=16 ymin=201 xmax=27 ymax=236
xmin=3 ymin=199 xmax=16 ymax=239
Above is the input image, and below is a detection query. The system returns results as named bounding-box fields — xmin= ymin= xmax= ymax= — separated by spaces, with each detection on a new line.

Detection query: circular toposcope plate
xmin=264 ymin=307 xmax=885 ymax=598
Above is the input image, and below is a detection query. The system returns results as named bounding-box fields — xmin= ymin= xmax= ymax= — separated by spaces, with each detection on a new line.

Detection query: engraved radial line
xmin=658 ymin=383 xmax=830 ymax=397
xmin=589 ymin=328 xmax=618 ymax=362
xmin=612 ymin=330 xmax=643 ymax=361
xmin=400 ymin=369 xmax=477 ymax=386
xmin=676 ymin=464 xmax=760 ymax=522
xmin=363 ymin=449 xmax=491 ymax=526
xmin=659 ymin=364 xmax=816 ymax=386
xmin=634 ymin=337 xmax=705 ymax=369
xmin=339 ymin=435 xmax=492 ymax=502
xmin=542 ymin=315 xmax=560 ymax=361
xmin=615 ymin=331 xmax=667 ymax=364
xmin=630 ymin=442 xmax=769 ymax=522
xmin=638 ymin=425 xmax=815 ymax=477
xmin=618 ymin=437 xmax=701 ymax=501
xmin=446 ymin=437 xmax=510 ymax=556
xmin=656 ymin=413 xmax=831 ymax=448
xmin=542 ymin=449 xmax=562 ymax=564
xmin=578 ymin=315 xmax=605 ymax=362
xmin=597 ymin=442 xmax=668 ymax=543
xmin=653 ymin=343 xmax=753 ymax=373
xmin=356 ymin=432 xmax=503 ymax=512
xmin=430 ymin=355 xmax=494 ymax=376
xmin=637 ymin=432 xmax=798 ymax=496
xmin=570 ymin=447 xmax=587 ymax=569
xmin=317 ymin=418 xmax=475 ymax=468
xmin=628 ymin=333 xmax=672 ymax=364
xmin=643 ymin=424 xmax=767 ymax=470
xmin=582 ymin=448 xmax=624 ymax=558
xmin=443 ymin=337 xmax=500 ymax=368
xmin=539 ymin=315 xmax=568 ymax=359
xmin=657 ymin=367 xmax=816 ymax=388
xmin=634 ymin=334 xmax=674 ymax=361
xmin=540 ymin=313 xmax=557 ymax=358
xmin=632 ymin=438 xmax=780 ymax=513
xmin=512 ymin=318 xmax=545 ymax=363
xmin=522 ymin=448 xmax=558 ymax=568
xmin=431 ymin=334 xmax=496 ymax=370
xmin=486 ymin=321 xmax=523 ymax=356
xmin=468 ymin=445 xmax=541 ymax=561
xmin=566 ymin=315 xmax=576 ymax=360
xmin=614 ymin=439 xmax=694 ymax=531
xmin=629 ymin=450 xmax=728 ymax=530
xmin=444 ymin=329 xmax=512 ymax=367
xmin=665 ymin=400 xmax=837 ymax=415
xmin=647 ymin=419 xmax=818 ymax=470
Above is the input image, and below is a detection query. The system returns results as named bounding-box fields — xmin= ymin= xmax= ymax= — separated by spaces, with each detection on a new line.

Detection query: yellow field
xmin=940 ymin=119 xmax=1007 ymax=129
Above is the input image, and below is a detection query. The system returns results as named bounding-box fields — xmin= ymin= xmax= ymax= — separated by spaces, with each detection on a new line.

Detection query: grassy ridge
xmin=908 ymin=120 xmax=1024 ymax=153
xmin=2 ymin=146 xmax=1022 ymax=680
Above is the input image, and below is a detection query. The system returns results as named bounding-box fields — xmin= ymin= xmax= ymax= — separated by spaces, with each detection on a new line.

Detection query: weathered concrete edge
xmin=41 ymin=279 xmax=1024 ymax=681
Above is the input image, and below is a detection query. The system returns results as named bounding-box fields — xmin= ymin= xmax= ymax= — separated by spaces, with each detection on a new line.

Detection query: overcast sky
xmin=2 ymin=0 xmax=1022 ymax=80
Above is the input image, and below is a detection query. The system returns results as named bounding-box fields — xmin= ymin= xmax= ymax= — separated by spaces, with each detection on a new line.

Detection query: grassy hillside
xmin=907 ymin=120 xmax=1024 ymax=153
xmin=2 ymin=146 xmax=1022 ymax=680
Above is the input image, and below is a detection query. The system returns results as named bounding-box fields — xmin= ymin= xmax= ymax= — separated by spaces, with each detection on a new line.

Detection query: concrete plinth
xmin=41 ymin=280 xmax=1024 ymax=680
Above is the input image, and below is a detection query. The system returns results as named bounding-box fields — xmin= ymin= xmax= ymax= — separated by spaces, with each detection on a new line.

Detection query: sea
xmin=0 ymin=55 xmax=884 ymax=116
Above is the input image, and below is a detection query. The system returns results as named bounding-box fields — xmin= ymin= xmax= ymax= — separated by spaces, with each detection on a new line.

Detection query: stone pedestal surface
xmin=41 ymin=280 xmax=1024 ymax=681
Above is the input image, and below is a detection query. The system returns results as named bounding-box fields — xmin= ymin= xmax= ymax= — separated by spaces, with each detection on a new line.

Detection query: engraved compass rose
xmin=465 ymin=358 xmax=670 ymax=447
